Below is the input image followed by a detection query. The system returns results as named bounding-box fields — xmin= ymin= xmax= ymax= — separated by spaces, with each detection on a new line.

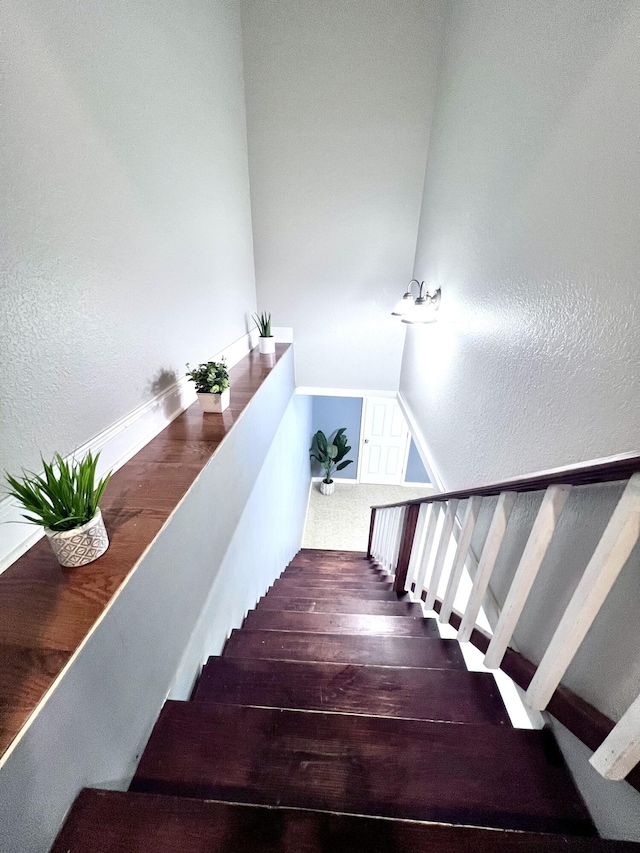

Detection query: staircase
xmin=52 ymin=548 xmax=639 ymax=851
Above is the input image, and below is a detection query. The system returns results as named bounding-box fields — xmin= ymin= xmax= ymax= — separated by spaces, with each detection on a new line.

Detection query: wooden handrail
xmin=370 ymin=451 xmax=640 ymax=509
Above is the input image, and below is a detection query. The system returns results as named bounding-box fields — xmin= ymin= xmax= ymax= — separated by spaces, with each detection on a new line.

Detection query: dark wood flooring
xmin=53 ymin=789 xmax=639 ymax=853
xmin=52 ymin=548 xmax=633 ymax=852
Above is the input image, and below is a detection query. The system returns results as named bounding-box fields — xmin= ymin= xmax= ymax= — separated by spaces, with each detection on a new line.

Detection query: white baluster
xmin=484 ymin=485 xmax=572 ymax=668
xmin=425 ymin=500 xmax=460 ymax=611
xmin=406 ymin=503 xmax=429 ymax=590
xmin=379 ymin=510 xmax=390 ymax=570
xmin=382 ymin=508 xmax=392 ymax=572
xmin=590 ymin=691 xmax=640 ymax=780
xmin=413 ymin=503 xmax=442 ymax=600
xmin=440 ymin=496 xmax=482 ymax=624
xmin=390 ymin=507 xmax=406 ymax=575
xmin=387 ymin=506 xmax=398 ymax=575
xmin=527 ymin=473 xmax=640 ymax=710
xmin=458 ymin=491 xmax=517 ymax=643
xmin=373 ymin=510 xmax=383 ymax=561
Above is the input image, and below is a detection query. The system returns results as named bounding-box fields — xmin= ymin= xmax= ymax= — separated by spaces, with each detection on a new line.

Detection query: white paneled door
xmin=359 ymin=397 xmax=411 ymax=485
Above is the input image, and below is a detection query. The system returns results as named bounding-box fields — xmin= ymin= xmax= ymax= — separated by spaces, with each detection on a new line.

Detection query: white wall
xmin=1 ymin=0 xmax=256 ymax=484
xmin=400 ymin=0 xmax=640 ymax=490
xmin=0 ymin=349 xmax=312 ymax=853
xmin=241 ymin=0 xmax=444 ymax=392
xmin=397 ymin=2 xmax=640 ymax=837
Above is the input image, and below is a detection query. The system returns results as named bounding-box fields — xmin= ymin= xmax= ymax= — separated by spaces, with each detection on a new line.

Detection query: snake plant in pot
xmin=186 ymin=359 xmax=230 ymax=413
xmin=253 ymin=311 xmax=275 ymax=354
xmin=5 ymin=451 xmax=112 ymax=567
xmin=310 ymin=428 xmax=353 ymax=495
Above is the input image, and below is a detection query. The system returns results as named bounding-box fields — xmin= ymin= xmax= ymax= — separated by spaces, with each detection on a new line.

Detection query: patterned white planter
xmin=320 ymin=479 xmax=335 ymax=496
xmin=197 ymin=388 xmax=230 ymax=413
xmin=45 ymin=509 xmax=109 ymax=568
xmin=259 ymin=336 xmax=276 ymax=354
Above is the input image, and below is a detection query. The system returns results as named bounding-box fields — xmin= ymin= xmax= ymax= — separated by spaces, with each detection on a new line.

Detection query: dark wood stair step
xmin=294 ymin=550 xmax=369 ymax=562
xmin=243 ymin=610 xmax=439 ymax=637
xmin=271 ymin=578 xmax=392 ymax=590
xmin=131 ymin=702 xmax=595 ymax=835
xmin=277 ymin=573 xmax=389 ymax=584
xmin=299 ymin=548 xmax=368 ymax=556
xmin=255 ymin=596 xmax=423 ymax=616
xmin=193 ymin=657 xmax=511 ymax=725
xmin=223 ymin=629 xmax=467 ymax=668
xmin=54 ymin=789 xmax=638 ymax=853
xmin=283 ymin=566 xmax=384 ymax=578
xmin=265 ymin=585 xmax=399 ymax=601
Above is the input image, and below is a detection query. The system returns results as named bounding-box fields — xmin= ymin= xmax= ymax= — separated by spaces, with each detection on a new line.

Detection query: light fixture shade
xmin=391 ymin=293 xmax=414 ymax=316
xmin=401 ymin=297 xmax=438 ymax=325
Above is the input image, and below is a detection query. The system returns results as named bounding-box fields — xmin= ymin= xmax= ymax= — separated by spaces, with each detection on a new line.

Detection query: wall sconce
xmin=391 ymin=280 xmax=441 ymax=324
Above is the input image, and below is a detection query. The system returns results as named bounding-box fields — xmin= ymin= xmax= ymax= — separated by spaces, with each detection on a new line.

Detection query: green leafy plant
xmin=253 ymin=311 xmax=272 ymax=338
xmin=5 ymin=451 xmax=111 ymax=532
xmin=310 ymin=428 xmax=353 ymax=484
xmin=185 ymin=359 xmax=229 ymax=394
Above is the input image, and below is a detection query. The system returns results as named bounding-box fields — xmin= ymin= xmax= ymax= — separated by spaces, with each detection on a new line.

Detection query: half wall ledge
xmin=0 ymin=344 xmax=291 ymax=763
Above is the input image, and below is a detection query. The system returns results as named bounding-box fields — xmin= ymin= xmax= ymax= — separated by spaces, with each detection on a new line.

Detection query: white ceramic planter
xmin=320 ymin=479 xmax=335 ymax=496
xmin=197 ymin=388 xmax=230 ymax=413
xmin=259 ymin=336 xmax=276 ymax=354
xmin=45 ymin=509 xmax=109 ymax=568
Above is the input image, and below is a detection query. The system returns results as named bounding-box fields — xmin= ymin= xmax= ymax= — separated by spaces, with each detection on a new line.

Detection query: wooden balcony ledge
xmin=0 ymin=344 xmax=290 ymax=762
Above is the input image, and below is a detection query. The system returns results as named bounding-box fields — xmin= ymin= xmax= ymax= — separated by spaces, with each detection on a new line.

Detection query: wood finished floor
xmin=52 ymin=548 xmax=627 ymax=852
xmin=53 ymin=789 xmax=639 ymax=853
xmin=0 ymin=345 xmax=290 ymax=759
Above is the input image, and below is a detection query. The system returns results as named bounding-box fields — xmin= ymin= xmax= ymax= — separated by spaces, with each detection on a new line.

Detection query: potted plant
xmin=5 ymin=451 xmax=111 ymax=568
xmin=310 ymin=428 xmax=353 ymax=495
xmin=186 ymin=359 xmax=230 ymax=413
xmin=253 ymin=311 xmax=275 ymax=354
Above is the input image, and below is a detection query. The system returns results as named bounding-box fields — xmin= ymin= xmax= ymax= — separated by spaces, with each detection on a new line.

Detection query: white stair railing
xmin=368 ymin=454 xmax=640 ymax=786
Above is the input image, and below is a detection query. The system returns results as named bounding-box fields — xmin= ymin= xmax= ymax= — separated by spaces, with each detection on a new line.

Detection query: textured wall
xmin=398 ymin=2 xmax=640 ymax=836
xmin=241 ymin=0 xmax=444 ymax=391
xmin=400 ymin=0 xmax=640 ymax=490
xmin=1 ymin=0 xmax=256 ymax=483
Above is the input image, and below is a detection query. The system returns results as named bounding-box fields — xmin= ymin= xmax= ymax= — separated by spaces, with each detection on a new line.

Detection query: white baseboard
xmin=0 ymin=327 xmax=293 ymax=575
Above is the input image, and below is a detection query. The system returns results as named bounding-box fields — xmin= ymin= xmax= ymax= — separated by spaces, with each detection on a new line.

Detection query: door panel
xmin=360 ymin=398 xmax=410 ymax=485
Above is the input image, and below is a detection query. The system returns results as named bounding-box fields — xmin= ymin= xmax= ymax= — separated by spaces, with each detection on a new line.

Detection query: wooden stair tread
xmin=243 ymin=610 xmax=439 ymax=637
xmin=223 ymin=629 xmax=467 ymax=668
xmin=255 ymin=596 xmax=423 ymax=616
xmin=273 ymin=577 xmax=391 ymax=589
xmin=265 ymin=585 xmax=398 ymax=600
xmin=131 ymin=702 xmax=595 ymax=835
xmin=193 ymin=657 xmax=511 ymax=725
xmin=283 ymin=568 xmax=384 ymax=578
xmin=53 ymin=789 xmax=639 ymax=853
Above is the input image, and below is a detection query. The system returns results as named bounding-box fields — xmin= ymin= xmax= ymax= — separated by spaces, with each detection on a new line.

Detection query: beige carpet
xmin=303 ymin=482 xmax=434 ymax=552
